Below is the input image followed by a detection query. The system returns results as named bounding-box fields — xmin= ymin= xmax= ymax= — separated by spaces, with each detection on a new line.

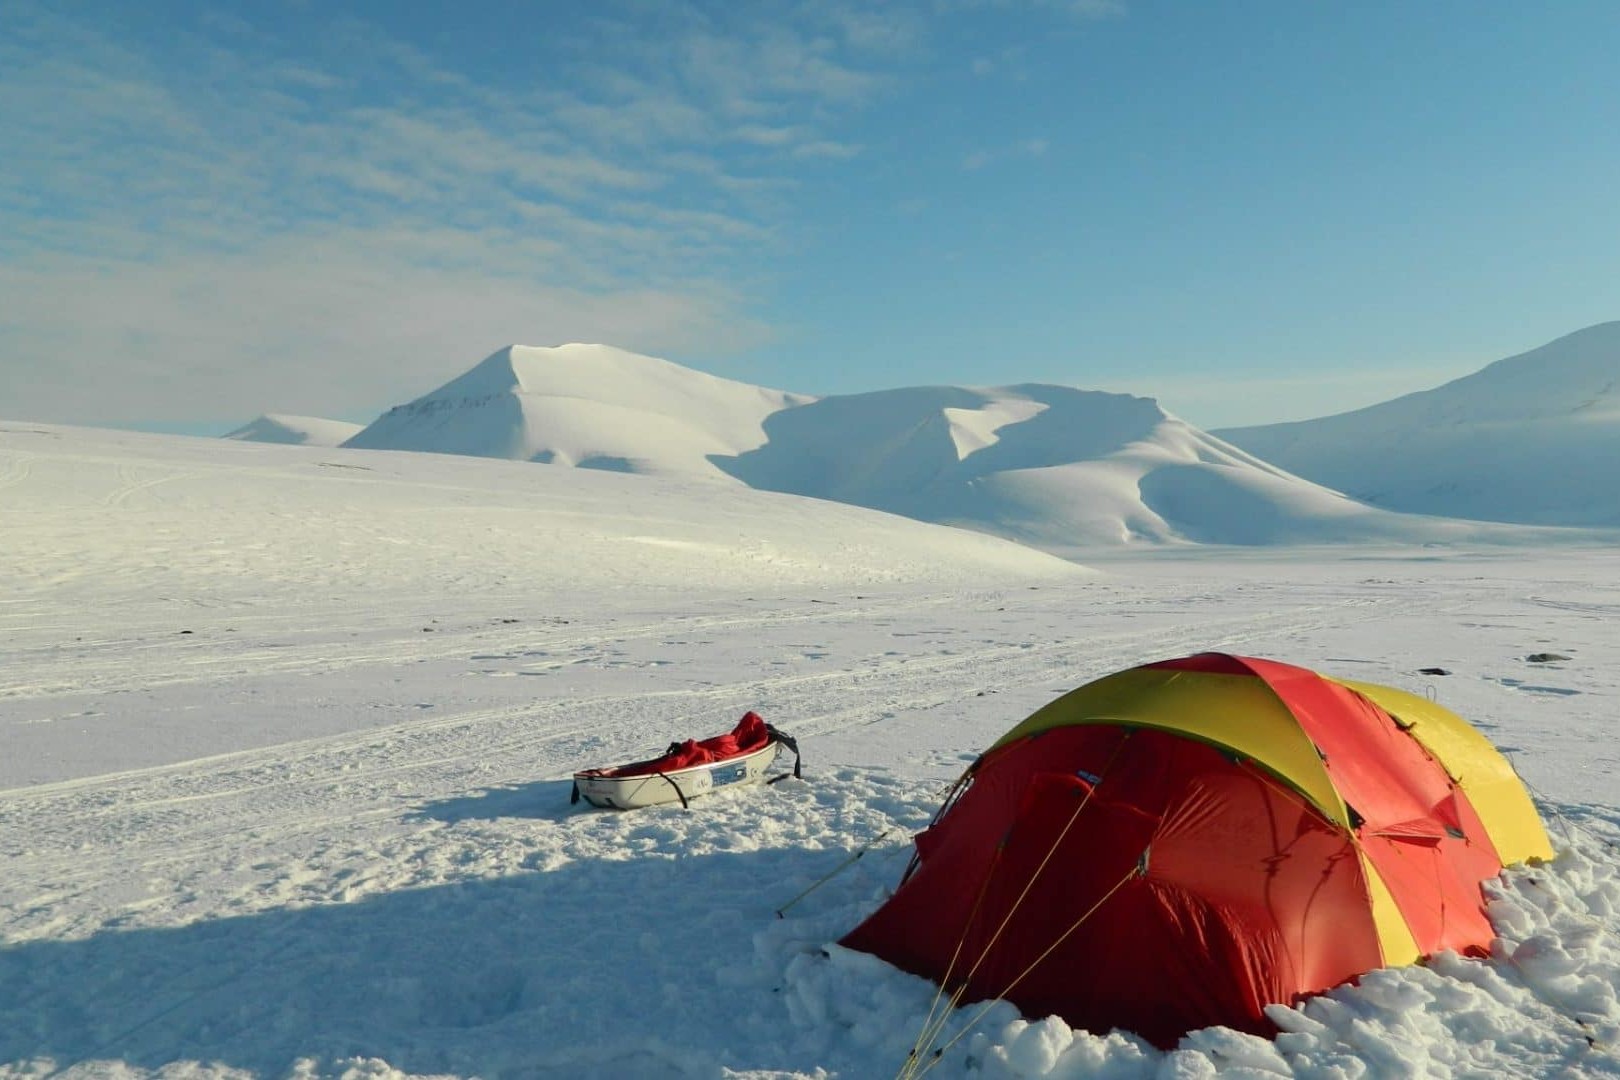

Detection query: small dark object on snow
xmin=1419 ymin=667 xmax=1450 ymax=676
xmin=179 ymin=629 xmax=193 ymax=635
xmin=1526 ymin=652 xmax=1571 ymax=664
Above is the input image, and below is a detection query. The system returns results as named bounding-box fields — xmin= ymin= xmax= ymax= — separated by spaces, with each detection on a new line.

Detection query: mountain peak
xmin=224 ymin=414 xmax=364 ymax=447
xmin=342 ymin=344 xmax=1509 ymax=549
xmin=343 ymin=344 xmax=808 ymax=478
xmin=1215 ymin=320 xmax=1620 ymax=525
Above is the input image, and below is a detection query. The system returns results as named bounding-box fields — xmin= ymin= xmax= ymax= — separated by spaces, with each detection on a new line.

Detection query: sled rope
xmin=906 ymin=851 xmax=1146 ymax=1080
xmin=899 ymin=736 xmax=1128 ymax=1079
xmin=765 ymin=724 xmax=803 ymax=781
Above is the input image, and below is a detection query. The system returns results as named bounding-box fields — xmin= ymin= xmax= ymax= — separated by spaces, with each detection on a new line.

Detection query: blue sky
xmin=3 ymin=0 xmax=1617 ymax=432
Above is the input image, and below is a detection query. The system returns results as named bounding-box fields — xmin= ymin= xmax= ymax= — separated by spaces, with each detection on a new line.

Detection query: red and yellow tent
xmin=841 ymin=653 xmax=1551 ymax=1048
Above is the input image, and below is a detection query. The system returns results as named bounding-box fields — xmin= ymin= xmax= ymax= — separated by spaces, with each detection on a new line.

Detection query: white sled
xmin=573 ymin=739 xmax=782 ymax=810
xmin=571 ymin=711 xmax=800 ymax=810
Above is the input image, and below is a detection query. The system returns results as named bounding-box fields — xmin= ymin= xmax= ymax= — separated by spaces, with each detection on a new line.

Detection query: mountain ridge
xmin=342 ymin=343 xmax=810 ymax=479
xmin=322 ymin=343 xmax=1584 ymax=550
xmin=1215 ymin=321 xmax=1620 ymax=525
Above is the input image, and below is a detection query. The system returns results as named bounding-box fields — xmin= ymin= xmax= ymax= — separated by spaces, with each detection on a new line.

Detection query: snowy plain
xmin=2 ymin=423 xmax=1618 ymax=1079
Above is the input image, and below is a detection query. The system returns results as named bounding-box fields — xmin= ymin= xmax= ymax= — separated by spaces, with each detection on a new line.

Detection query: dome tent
xmin=840 ymin=653 xmax=1552 ymax=1049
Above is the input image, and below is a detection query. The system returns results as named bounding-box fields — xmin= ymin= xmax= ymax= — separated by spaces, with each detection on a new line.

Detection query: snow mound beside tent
xmin=772 ymin=777 xmax=1620 ymax=1080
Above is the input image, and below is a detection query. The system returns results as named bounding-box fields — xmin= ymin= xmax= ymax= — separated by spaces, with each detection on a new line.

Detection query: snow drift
xmin=225 ymin=414 xmax=364 ymax=447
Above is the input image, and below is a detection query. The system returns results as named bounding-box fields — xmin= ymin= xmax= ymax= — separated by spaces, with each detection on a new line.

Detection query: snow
xmin=225 ymin=416 xmax=366 ymax=448
xmin=3 ymin=422 xmax=1619 ymax=1079
xmin=342 ymin=344 xmax=812 ymax=480
xmin=218 ymin=414 xmax=361 ymax=446
xmin=333 ymin=346 xmax=1617 ymax=550
xmin=941 ymin=399 xmax=1049 ymax=461
xmin=1216 ymin=321 xmax=1620 ymax=527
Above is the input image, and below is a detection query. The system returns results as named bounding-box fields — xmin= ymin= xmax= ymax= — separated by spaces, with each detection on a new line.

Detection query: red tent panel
xmin=841 ymin=726 xmax=1385 ymax=1047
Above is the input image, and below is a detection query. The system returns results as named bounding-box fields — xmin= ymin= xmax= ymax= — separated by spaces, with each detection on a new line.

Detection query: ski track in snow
xmin=3 ymin=585 xmax=1404 ymax=881
xmin=4 ymin=429 xmax=1619 ymax=1078
xmin=5 ymin=566 xmax=1620 ymax=1078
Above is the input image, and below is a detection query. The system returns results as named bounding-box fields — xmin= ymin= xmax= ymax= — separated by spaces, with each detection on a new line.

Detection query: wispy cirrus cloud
xmin=937 ymin=0 xmax=1124 ymax=18
xmin=0 ymin=0 xmax=1112 ymax=426
xmin=963 ymin=138 xmax=1051 ymax=171
xmin=0 ymin=0 xmax=910 ymax=424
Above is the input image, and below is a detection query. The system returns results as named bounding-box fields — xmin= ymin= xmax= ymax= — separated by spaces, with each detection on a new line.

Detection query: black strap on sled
xmin=765 ymin=724 xmax=802 ymax=783
xmin=654 ymin=771 xmax=690 ymax=809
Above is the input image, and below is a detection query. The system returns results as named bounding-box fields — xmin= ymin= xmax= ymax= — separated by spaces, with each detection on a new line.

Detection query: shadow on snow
xmin=409 ymin=778 xmax=580 ymax=824
xmin=0 ymin=821 xmax=861 ymax=1078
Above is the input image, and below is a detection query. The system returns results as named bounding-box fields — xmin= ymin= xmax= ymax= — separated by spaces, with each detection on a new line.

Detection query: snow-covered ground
xmin=3 ymin=424 xmax=1617 ymax=1079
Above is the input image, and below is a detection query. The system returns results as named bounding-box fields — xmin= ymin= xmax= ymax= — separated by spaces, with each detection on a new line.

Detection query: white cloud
xmin=792 ymin=140 xmax=863 ymax=160
xmin=0 ymin=242 xmax=771 ymax=426
xmin=0 ymin=1 xmax=1117 ymax=426
xmin=0 ymin=2 xmax=901 ymax=425
xmin=1066 ymin=0 xmax=1126 ymax=17
xmin=940 ymin=0 xmax=1124 ymax=17
xmin=961 ymin=138 xmax=1051 ymax=170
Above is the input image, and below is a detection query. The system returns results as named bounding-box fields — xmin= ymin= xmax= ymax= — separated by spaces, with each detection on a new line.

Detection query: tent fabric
xmin=584 ymin=711 xmax=770 ymax=778
xmin=840 ymin=653 xmax=1551 ymax=1048
xmin=1332 ymin=678 xmax=1554 ymax=864
xmin=987 ymin=664 xmax=1353 ymax=828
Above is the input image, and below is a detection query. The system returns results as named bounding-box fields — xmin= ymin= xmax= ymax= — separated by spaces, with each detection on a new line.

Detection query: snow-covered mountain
xmin=343 ymin=343 xmax=810 ymax=480
xmin=225 ymin=414 xmax=364 ymax=447
xmin=1216 ymin=322 xmax=1620 ymax=526
xmin=711 ymin=384 xmax=1533 ymax=552
xmin=339 ymin=344 xmax=1577 ymax=551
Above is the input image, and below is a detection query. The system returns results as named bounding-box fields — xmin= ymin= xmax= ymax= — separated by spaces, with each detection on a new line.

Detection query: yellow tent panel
xmin=992 ymin=666 xmax=1351 ymax=827
xmin=1334 ymin=679 xmax=1553 ymax=864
